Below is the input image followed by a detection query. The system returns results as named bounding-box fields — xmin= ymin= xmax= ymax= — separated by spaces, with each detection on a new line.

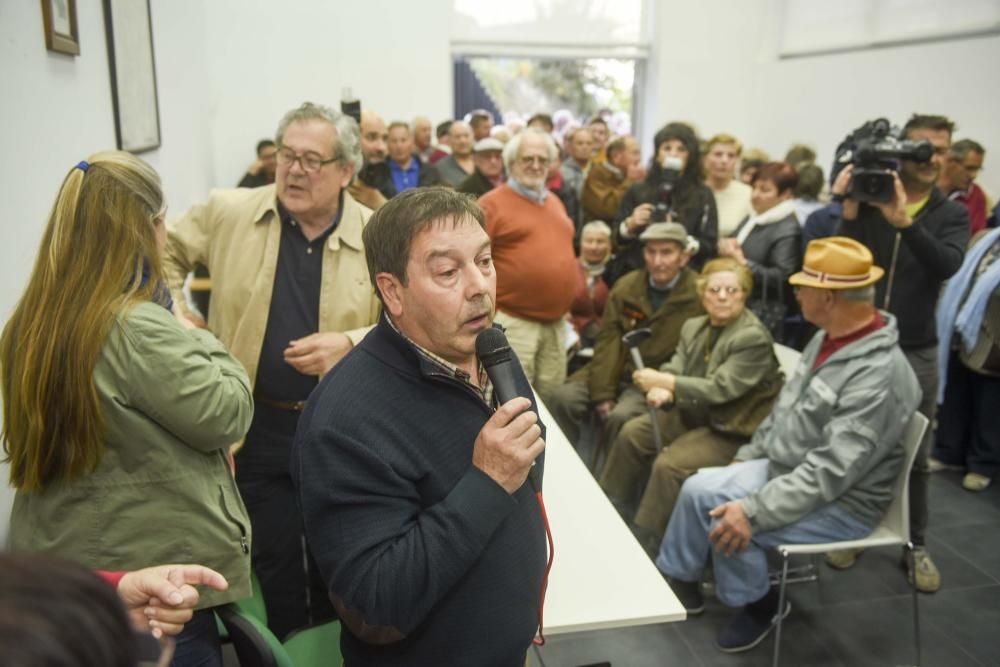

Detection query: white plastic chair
xmin=772 ymin=342 xmax=802 ymax=380
xmin=771 ymin=411 xmax=929 ymax=667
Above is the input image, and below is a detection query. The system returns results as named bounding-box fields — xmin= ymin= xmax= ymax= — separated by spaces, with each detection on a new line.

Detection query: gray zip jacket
xmin=734 ymin=311 xmax=921 ymax=533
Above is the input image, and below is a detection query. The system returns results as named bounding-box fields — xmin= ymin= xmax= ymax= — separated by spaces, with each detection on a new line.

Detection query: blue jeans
xmin=655 ymin=460 xmax=871 ymax=607
xmin=171 ymin=608 xmax=222 ymax=667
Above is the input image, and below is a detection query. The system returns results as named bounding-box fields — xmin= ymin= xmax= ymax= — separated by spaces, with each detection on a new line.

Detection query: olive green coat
xmin=9 ymin=302 xmax=254 ymax=608
xmin=578 ymin=267 xmax=703 ymax=403
xmin=663 ymin=309 xmax=784 ymax=437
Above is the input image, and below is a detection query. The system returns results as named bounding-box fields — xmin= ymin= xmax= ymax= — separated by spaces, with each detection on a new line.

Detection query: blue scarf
xmin=935 ymin=226 xmax=1000 ymax=402
xmin=507 ymin=178 xmax=548 ymax=204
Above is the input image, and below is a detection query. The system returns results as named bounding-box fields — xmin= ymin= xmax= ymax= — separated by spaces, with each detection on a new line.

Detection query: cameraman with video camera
xmin=829 ymin=114 xmax=969 ymax=593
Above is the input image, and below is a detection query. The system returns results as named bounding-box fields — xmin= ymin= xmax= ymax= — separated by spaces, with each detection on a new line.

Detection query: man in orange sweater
xmin=479 ymin=128 xmax=578 ymax=403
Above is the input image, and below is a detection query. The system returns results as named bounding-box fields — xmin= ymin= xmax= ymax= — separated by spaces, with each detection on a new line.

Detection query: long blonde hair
xmin=1 ymin=151 xmax=165 ymax=491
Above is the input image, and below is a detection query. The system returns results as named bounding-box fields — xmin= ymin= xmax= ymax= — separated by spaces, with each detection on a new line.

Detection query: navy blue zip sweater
xmin=292 ymin=315 xmax=547 ymax=667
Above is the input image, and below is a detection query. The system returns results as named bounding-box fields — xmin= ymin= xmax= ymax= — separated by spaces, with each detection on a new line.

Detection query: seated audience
xmin=614 ymin=122 xmax=718 ymax=277
xmin=703 ymin=133 xmax=753 ymax=237
xmin=599 ymin=258 xmax=783 ymax=556
xmin=932 ymin=225 xmax=1000 ymax=491
xmin=2 ymin=151 xmax=255 ymax=666
xmin=238 ymin=138 xmax=278 ymax=188
xmin=480 ymin=127 xmax=578 ymax=402
xmin=435 ymin=120 xmax=476 ymax=186
xmin=457 ymin=137 xmax=506 ymax=197
xmin=548 ymin=222 xmax=703 ymax=454
xmin=940 ymin=138 xmax=989 ymax=235
xmin=719 ymin=161 xmax=802 ymax=343
xmin=657 ymin=237 xmax=920 ymax=653
xmin=570 ymin=220 xmax=613 ymax=350
xmin=581 ymin=134 xmax=643 ymax=224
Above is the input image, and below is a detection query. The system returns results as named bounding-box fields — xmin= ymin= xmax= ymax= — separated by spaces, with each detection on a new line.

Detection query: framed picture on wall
xmin=103 ymin=0 xmax=161 ymax=153
xmin=41 ymin=0 xmax=80 ymax=55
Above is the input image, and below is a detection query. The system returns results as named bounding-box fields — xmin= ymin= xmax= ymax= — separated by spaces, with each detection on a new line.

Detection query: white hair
xmin=502 ymin=127 xmax=558 ymax=172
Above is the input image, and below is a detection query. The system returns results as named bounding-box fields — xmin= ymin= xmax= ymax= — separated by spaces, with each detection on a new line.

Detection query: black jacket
xmin=732 ymin=212 xmax=802 ymax=304
xmin=607 ymin=180 xmax=718 ymax=285
xmin=292 ymin=316 xmax=546 ymax=667
xmin=456 ymin=168 xmax=498 ymax=199
xmin=837 ymin=186 xmax=969 ymax=349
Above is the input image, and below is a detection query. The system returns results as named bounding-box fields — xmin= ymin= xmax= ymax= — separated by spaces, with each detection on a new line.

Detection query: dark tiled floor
xmin=532 ymin=470 xmax=1000 ymax=667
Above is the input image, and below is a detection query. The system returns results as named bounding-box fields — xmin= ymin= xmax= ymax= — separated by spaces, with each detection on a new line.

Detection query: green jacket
xmin=662 ymin=309 xmax=783 ymax=437
xmin=579 ymin=267 xmax=703 ymax=402
xmin=9 ymin=302 xmax=254 ymax=608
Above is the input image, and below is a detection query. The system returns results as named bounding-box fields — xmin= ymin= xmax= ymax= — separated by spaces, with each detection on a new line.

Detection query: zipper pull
xmin=241 ymin=535 xmax=249 ymax=554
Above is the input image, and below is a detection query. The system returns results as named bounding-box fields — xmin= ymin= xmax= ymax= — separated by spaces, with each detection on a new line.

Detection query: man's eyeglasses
xmin=276 ymin=147 xmax=339 ymax=174
xmin=706 ymin=285 xmax=741 ymax=296
xmin=519 ymin=155 xmax=551 ymax=168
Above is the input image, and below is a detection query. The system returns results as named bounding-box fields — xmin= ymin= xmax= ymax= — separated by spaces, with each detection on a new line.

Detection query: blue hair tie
xmin=76 ymin=160 xmax=90 ymax=172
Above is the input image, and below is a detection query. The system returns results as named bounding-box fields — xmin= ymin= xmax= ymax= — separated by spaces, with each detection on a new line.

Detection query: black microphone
xmin=475 ymin=327 xmax=542 ymax=491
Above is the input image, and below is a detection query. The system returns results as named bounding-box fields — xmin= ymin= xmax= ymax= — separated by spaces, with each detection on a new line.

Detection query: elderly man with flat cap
xmin=548 ymin=221 xmax=703 ymax=455
xmin=655 ymin=236 xmax=921 ymax=654
xmin=457 ymin=137 xmax=506 ymax=198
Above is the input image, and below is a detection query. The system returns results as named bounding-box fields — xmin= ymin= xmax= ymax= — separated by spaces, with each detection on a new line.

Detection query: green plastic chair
xmin=216 ymin=572 xmax=342 ymax=666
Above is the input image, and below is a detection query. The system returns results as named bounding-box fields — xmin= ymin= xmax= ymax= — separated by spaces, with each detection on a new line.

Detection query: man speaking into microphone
xmin=292 ymin=188 xmax=548 ymax=666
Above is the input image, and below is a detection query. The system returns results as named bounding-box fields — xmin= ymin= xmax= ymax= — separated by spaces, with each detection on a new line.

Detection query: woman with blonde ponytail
xmin=2 ymin=151 xmax=254 ymax=666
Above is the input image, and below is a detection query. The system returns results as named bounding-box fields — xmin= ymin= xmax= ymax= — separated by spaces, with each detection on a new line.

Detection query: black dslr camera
xmin=834 ymin=118 xmax=933 ymax=203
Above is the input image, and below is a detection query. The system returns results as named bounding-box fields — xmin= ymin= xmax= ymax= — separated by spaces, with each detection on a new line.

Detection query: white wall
xmin=652 ymin=0 xmax=1000 ymax=198
xmin=202 ymin=0 xmax=454 ymax=188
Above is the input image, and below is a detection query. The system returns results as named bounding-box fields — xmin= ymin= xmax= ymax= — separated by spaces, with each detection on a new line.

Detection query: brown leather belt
xmin=254 ymin=395 xmax=307 ymax=412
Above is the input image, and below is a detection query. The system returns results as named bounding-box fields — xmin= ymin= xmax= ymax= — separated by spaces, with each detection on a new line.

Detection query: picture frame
xmin=103 ymin=0 xmax=161 ymax=153
xmin=41 ymin=0 xmax=80 ymax=56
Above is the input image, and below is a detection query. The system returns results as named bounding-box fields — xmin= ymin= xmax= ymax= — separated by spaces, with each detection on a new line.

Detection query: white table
xmin=534 ymin=398 xmax=686 ymax=636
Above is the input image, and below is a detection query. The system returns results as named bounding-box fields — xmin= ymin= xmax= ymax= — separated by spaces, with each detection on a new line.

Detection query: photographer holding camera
xmin=829 ymin=114 xmax=969 ymax=593
xmin=608 ymin=123 xmax=718 ymax=284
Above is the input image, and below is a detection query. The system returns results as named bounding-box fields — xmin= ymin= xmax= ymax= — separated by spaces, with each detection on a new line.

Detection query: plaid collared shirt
xmin=386 ymin=316 xmax=493 ymax=405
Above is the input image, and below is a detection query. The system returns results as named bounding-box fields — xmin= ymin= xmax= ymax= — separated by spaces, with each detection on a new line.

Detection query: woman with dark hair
xmin=609 ymin=122 xmax=719 ymax=282
xmin=2 ymin=151 xmax=254 ymax=666
xmin=718 ymin=161 xmax=802 ymax=343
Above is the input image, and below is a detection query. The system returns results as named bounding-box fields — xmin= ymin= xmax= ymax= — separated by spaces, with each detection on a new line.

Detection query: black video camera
xmin=834 ymin=118 xmax=933 ymax=203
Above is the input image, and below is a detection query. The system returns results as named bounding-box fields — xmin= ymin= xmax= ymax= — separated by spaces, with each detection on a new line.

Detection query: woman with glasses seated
xmin=3 ymin=151 xmax=254 ymax=667
xmin=598 ymin=259 xmax=784 ymax=556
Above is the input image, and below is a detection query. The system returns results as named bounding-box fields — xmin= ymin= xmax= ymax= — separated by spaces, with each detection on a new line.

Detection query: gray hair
xmin=275 ymin=102 xmax=362 ymax=173
xmin=837 ymin=285 xmax=875 ymax=303
xmin=581 ymin=220 xmax=612 ymax=238
xmin=950 ymin=138 xmax=985 ymax=160
xmin=502 ymin=127 xmax=558 ymax=172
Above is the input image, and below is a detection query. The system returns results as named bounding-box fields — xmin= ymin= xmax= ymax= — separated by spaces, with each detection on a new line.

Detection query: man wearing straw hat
xmin=655 ymin=237 xmax=921 ymax=654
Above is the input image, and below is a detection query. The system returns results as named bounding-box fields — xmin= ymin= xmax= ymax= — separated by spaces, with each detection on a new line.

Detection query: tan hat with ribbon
xmin=788 ymin=236 xmax=884 ymax=290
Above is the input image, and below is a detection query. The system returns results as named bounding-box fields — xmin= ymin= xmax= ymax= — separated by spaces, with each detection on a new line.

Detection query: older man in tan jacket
xmin=164 ymin=102 xmax=380 ymax=640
